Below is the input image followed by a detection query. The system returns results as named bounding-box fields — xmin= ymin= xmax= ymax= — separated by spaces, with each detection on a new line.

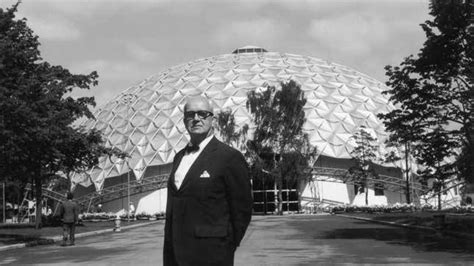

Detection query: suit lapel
xmin=169 ymin=149 xmax=185 ymax=192
xmin=179 ymin=137 xmax=219 ymax=191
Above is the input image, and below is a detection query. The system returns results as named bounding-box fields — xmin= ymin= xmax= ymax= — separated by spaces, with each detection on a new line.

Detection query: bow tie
xmin=184 ymin=144 xmax=199 ymax=153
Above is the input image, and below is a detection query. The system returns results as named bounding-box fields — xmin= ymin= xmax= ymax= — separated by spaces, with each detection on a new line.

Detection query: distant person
xmin=163 ymin=96 xmax=253 ymax=266
xmin=12 ymin=209 xmax=18 ymax=223
xmin=96 ymin=204 xmax=103 ymax=213
xmin=42 ymin=205 xmax=52 ymax=216
xmin=129 ymin=202 xmax=135 ymax=217
xmin=58 ymin=192 xmax=79 ymax=246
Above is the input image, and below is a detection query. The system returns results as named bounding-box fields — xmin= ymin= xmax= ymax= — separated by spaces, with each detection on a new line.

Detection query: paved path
xmin=1 ymin=214 xmax=473 ymax=265
xmin=238 ymin=215 xmax=474 ymax=265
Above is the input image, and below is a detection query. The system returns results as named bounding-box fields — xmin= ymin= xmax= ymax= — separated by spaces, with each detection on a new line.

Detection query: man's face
xmin=183 ymin=99 xmax=213 ymax=137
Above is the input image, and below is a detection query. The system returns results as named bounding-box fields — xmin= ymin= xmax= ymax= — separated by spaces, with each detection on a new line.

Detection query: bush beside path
xmin=0 ymin=220 xmax=159 ymax=247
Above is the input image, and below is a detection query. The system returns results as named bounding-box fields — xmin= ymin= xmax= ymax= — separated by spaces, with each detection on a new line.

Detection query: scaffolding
xmin=310 ymin=167 xmax=428 ymax=195
xmin=75 ymin=173 xmax=168 ymax=212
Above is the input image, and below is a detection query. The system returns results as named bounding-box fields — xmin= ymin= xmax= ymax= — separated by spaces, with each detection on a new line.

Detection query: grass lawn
xmin=0 ymin=219 xmax=159 ymax=247
xmin=340 ymin=211 xmax=474 ymax=234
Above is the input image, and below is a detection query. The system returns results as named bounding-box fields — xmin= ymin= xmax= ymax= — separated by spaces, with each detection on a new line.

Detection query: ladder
xmin=18 ymin=184 xmax=32 ymax=223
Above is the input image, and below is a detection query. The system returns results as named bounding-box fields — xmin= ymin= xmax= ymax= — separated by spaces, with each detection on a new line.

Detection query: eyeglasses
xmin=184 ymin=110 xmax=213 ymax=120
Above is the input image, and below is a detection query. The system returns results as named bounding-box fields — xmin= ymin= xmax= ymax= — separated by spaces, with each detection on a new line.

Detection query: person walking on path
xmin=163 ymin=96 xmax=253 ymax=266
xmin=58 ymin=192 xmax=79 ymax=246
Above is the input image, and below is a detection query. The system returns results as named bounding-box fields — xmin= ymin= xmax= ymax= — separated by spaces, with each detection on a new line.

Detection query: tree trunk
xmin=297 ymin=190 xmax=302 ymax=214
xmin=277 ymin=188 xmax=283 ymax=215
xmin=34 ymin=176 xmax=42 ymax=229
xmin=263 ymin=175 xmax=267 ymax=215
xmin=365 ymin=186 xmax=369 ymax=206
xmin=67 ymin=173 xmax=72 ymax=193
xmin=405 ymin=142 xmax=411 ymax=204
xmin=276 ymin=177 xmax=283 ymax=215
xmin=437 ymin=192 xmax=442 ymax=210
xmin=275 ymin=175 xmax=283 ymax=215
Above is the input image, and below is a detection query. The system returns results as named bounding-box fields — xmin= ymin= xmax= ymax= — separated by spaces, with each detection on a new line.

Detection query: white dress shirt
xmin=174 ymin=135 xmax=213 ymax=189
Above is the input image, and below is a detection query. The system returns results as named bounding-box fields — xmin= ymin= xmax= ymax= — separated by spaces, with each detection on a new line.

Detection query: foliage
xmin=383 ymin=141 xmax=414 ymax=204
xmin=378 ymin=0 xmax=473 ymax=192
xmin=279 ymin=151 xmax=312 ymax=189
xmin=245 ymin=80 xmax=317 ymax=214
xmin=215 ymin=80 xmax=318 ymax=214
xmin=2 ymin=180 xmax=25 ymax=207
xmin=347 ymin=126 xmax=380 ymax=206
xmin=81 ymin=212 xmax=117 ymax=221
xmin=216 ymin=108 xmax=248 ymax=152
xmin=330 ymin=203 xmax=417 ymax=214
xmin=329 ymin=203 xmax=473 ymax=215
xmin=0 ymin=3 xmax=124 ymax=228
xmin=135 ymin=212 xmax=152 ymax=220
xmin=58 ymin=127 xmax=128 ymax=188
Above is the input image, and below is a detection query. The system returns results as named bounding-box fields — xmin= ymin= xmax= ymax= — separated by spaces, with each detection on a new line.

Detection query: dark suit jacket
xmin=58 ymin=200 xmax=79 ymax=224
xmin=163 ymin=137 xmax=253 ymax=266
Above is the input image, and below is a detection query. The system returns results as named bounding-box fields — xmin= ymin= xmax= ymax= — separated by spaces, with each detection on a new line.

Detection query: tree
xmin=58 ymin=127 xmax=128 ymax=191
xmin=383 ymin=142 xmax=413 ymax=204
xmin=378 ymin=0 xmax=473 ymax=196
xmin=216 ymin=108 xmax=248 ymax=151
xmin=0 ymin=3 xmax=124 ymax=228
xmin=246 ymin=80 xmax=317 ymax=215
xmin=347 ymin=126 xmax=380 ymax=206
xmin=416 ymin=125 xmax=458 ymax=209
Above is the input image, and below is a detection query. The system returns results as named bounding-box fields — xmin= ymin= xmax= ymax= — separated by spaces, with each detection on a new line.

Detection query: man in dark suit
xmin=163 ymin=96 xmax=253 ymax=266
xmin=58 ymin=192 xmax=79 ymax=246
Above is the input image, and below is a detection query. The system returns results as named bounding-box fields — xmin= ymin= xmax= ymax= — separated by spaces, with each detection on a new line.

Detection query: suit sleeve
xmin=225 ymin=151 xmax=253 ymax=247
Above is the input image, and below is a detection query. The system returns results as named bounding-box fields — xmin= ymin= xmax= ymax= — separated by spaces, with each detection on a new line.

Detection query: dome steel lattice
xmin=75 ymin=50 xmax=395 ymax=190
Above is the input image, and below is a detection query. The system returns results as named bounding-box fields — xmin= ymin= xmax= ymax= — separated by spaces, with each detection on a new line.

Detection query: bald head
xmin=184 ymin=96 xmax=213 ymax=113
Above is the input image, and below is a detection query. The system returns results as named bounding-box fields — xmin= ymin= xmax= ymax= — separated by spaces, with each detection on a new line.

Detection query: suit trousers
xmin=62 ymin=222 xmax=76 ymax=244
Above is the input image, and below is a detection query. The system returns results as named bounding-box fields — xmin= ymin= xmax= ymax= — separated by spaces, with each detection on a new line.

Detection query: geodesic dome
xmin=75 ymin=46 xmax=396 ymax=190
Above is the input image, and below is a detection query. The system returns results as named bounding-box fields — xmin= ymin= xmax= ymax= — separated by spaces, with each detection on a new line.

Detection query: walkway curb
xmin=337 ymin=214 xmax=474 ymax=240
xmin=0 ymin=220 xmax=162 ymax=253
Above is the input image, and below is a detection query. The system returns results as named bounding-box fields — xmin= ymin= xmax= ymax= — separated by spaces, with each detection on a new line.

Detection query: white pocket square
xmin=200 ymin=170 xmax=210 ymax=178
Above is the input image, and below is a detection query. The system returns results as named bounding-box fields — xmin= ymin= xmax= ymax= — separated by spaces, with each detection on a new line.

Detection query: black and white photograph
xmin=1 ymin=0 xmax=473 ymax=265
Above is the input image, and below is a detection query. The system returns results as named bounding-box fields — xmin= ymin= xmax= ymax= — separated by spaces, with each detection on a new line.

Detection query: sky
xmin=2 ymin=0 xmax=431 ymax=110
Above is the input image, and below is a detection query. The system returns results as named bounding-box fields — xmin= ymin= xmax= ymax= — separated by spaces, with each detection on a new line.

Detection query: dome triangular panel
xmin=78 ymin=49 xmax=398 ymax=187
xmin=132 ymin=159 xmax=147 ymax=181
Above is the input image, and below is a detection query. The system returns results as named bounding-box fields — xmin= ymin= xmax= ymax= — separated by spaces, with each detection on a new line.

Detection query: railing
xmin=300 ymin=196 xmax=345 ymax=207
xmin=310 ymin=167 xmax=428 ymax=194
xmin=300 ymin=196 xmax=345 ymax=213
xmin=21 ymin=184 xmax=67 ymax=203
xmin=16 ymin=175 xmax=168 ymax=217
xmin=310 ymin=167 xmax=348 ymax=177
xmin=42 ymin=188 xmax=66 ymax=202
xmin=75 ymin=174 xmax=169 ymax=211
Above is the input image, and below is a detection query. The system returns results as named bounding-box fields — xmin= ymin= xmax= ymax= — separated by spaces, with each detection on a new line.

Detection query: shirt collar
xmin=186 ymin=135 xmax=213 ymax=154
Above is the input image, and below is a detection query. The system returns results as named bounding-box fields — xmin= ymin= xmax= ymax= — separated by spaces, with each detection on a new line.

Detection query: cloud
xmin=212 ymin=18 xmax=289 ymax=47
xmin=29 ymin=17 xmax=81 ymax=41
xmin=69 ymin=59 xmax=108 ymax=75
xmin=69 ymin=59 xmax=150 ymax=81
xmin=68 ymin=58 xmax=158 ymax=107
xmin=125 ymin=43 xmax=159 ymax=62
xmin=1 ymin=0 xmax=83 ymax=42
xmin=307 ymin=13 xmax=389 ymax=56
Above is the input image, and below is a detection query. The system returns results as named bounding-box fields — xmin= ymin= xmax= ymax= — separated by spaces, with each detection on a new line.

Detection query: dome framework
xmin=76 ymin=47 xmax=402 ymax=191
